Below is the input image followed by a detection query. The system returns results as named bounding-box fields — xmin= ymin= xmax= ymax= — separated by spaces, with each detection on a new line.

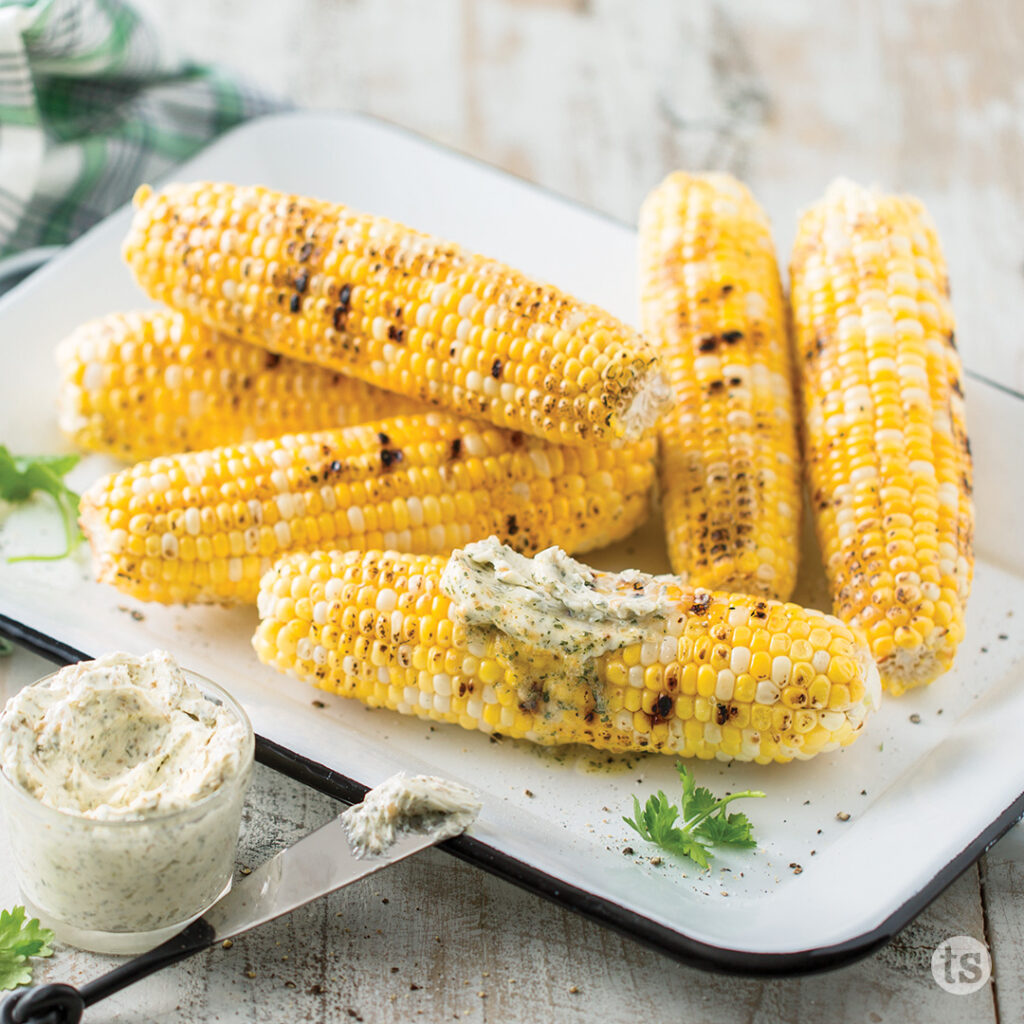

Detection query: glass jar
xmin=0 ymin=669 xmax=254 ymax=955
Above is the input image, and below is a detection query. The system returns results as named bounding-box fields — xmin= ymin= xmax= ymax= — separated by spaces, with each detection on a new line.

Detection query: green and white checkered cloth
xmin=0 ymin=0 xmax=284 ymax=262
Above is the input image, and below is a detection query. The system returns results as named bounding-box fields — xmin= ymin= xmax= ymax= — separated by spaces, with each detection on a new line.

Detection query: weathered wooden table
xmin=4 ymin=1 xmax=1022 ymax=1020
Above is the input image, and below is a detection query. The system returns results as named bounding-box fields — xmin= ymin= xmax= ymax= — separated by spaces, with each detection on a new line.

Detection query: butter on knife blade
xmin=341 ymin=773 xmax=482 ymax=858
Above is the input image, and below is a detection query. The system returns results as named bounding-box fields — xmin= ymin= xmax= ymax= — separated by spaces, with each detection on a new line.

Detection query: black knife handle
xmin=0 ymin=985 xmax=82 ymax=1024
xmin=0 ymin=917 xmax=216 ymax=1023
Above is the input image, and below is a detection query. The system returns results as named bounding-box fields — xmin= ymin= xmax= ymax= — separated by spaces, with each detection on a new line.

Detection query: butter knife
xmin=1 ymin=782 xmax=473 ymax=1024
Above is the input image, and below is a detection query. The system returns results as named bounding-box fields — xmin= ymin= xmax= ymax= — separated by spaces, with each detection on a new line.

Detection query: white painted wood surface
xmin=4 ymin=0 xmax=1022 ymax=1020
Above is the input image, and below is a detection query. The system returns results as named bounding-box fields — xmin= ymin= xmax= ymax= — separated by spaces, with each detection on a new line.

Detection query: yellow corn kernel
xmin=750 ymin=651 xmax=772 ymax=680
xmin=696 ymin=664 xmax=717 ymax=697
xmin=605 ymin=661 xmax=628 ymax=688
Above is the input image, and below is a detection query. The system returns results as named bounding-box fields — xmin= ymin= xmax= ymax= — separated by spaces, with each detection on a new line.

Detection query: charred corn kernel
xmin=80 ymin=413 xmax=655 ymax=605
xmin=781 ymin=686 xmax=805 ymax=708
xmin=254 ymin=542 xmax=881 ymax=763
xmin=730 ymin=705 xmax=751 ymax=729
xmin=790 ymin=180 xmax=973 ymax=693
xmin=791 ymin=662 xmax=815 ymax=688
xmin=638 ymin=172 xmax=801 ymax=598
xmin=55 ymin=310 xmax=428 ymax=460
xmin=124 ymin=182 xmax=671 ymax=446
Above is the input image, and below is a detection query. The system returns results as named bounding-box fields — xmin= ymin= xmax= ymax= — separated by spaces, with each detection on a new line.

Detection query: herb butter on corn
xmin=254 ymin=539 xmax=882 ymax=764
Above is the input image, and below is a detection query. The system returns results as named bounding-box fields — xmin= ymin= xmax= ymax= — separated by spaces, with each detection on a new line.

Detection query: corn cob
xmin=254 ymin=540 xmax=881 ymax=763
xmin=123 ymin=181 xmax=671 ymax=447
xmin=56 ymin=310 xmax=428 ymax=461
xmin=80 ymin=414 xmax=656 ymax=605
xmin=638 ymin=173 xmax=801 ymax=600
xmin=790 ymin=180 xmax=973 ymax=694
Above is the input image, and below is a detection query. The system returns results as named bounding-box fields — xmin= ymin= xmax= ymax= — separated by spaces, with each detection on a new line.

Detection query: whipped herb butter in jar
xmin=0 ymin=651 xmax=254 ymax=954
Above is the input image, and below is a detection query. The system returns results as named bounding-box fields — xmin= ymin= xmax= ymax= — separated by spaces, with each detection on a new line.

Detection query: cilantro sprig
xmin=0 ymin=906 xmax=55 ymax=990
xmin=0 ymin=446 xmax=82 ymax=562
xmin=623 ymin=763 xmax=765 ymax=870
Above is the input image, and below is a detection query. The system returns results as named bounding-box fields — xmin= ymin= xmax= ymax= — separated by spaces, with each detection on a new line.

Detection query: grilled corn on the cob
xmin=790 ymin=180 xmax=973 ymax=693
xmin=123 ymin=181 xmax=671 ymax=446
xmin=80 ymin=414 xmax=655 ymax=605
xmin=638 ymin=172 xmax=800 ymax=599
xmin=254 ymin=539 xmax=880 ymax=763
xmin=56 ymin=310 xmax=427 ymax=460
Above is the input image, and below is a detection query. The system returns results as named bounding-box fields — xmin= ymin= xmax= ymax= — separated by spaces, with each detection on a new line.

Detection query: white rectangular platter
xmin=1 ymin=111 xmax=1022 ymax=972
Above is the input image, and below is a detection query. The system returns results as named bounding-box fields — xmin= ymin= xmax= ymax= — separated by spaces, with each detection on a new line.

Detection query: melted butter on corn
xmin=254 ymin=541 xmax=882 ymax=764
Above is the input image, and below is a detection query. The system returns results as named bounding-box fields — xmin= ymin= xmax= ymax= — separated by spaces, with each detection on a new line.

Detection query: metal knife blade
xmin=8 ymin=817 xmax=448 ymax=1018
xmin=201 ymin=818 xmax=441 ymax=943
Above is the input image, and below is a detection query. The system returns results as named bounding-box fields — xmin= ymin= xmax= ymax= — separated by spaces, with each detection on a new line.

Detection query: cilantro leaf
xmin=623 ymin=763 xmax=765 ymax=870
xmin=0 ymin=907 xmax=55 ymax=990
xmin=673 ymin=835 xmax=712 ymax=870
xmin=0 ymin=446 xmax=83 ymax=562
